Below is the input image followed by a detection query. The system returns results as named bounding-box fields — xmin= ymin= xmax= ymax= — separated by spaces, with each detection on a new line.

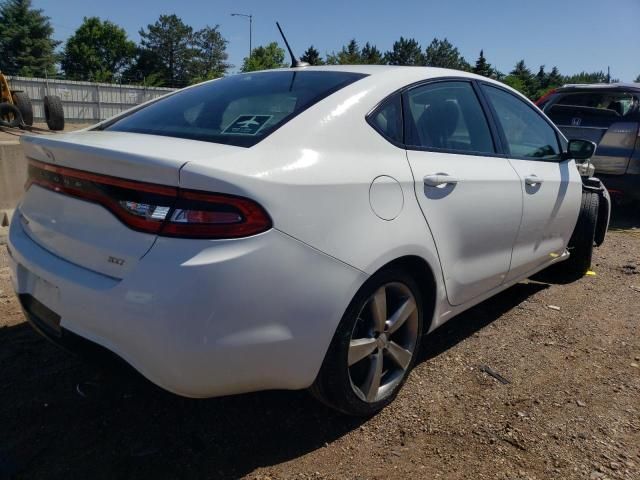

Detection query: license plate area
xmin=13 ymin=262 xmax=62 ymax=336
xmin=20 ymin=294 xmax=62 ymax=337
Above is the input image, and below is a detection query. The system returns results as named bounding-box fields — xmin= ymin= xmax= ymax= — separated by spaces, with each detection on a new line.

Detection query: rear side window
xmin=404 ymin=81 xmax=495 ymax=154
xmin=483 ymin=85 xmax=561 ymax=160
xmin=368 ymin=94 xmax=403 ymax=144
xmin=105 ymin=71 xmax=367 ymax=147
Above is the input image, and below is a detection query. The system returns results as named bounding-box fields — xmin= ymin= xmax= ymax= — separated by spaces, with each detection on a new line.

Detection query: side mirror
xmin=566 ymin=139 xmax=597 ymax=160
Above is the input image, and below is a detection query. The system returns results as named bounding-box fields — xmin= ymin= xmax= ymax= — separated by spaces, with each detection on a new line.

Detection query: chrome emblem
xmin=108 ymin=256 xmax=125 ymax=266
xmin=571 ymin=117 xmax=582 ymax=126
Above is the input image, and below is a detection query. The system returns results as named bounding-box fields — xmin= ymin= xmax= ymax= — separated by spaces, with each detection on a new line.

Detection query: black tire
xmin=564 ymin=190 xmax=599 ymax=275
xmin=0 ymin=102 xmax=22 ymax=128
xmin=44 ymin=95 xmax=65 ymax=131
xmin=311 ymin=268 xmax=424 ymax=416
xmin=12 ymin=91 xmax=33 ymax=126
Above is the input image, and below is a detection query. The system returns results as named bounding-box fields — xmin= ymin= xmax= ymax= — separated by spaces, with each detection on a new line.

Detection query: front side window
xmin=483 ymin=85 xmax=561 ymax=160
xmin=404 ymin=81 xmax=495 ymax=154
xmin=105 ymin=71 xmax=367 ymax=147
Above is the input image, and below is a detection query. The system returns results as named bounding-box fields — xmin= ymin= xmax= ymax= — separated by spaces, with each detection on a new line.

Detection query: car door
xmin=479 ymin=83 xmax=583 ymax=281
xmin=403 ymin=79 xmax=523 ymax=306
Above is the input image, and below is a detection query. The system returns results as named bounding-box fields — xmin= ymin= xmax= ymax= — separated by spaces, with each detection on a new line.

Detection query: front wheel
xmin=311 ymin=269 xmax=423 ymax=416
xmin=564 ymin=190 xmax=599 ymax=275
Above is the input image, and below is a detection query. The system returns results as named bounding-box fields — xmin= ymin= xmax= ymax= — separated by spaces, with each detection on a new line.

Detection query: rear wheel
xmin=311 ymin=269 xmax=423 ymax=416
xmin=44 ymin=95 xmax=64 ymax=131
xmin=12 ymin=91 xmax=33 ymax=126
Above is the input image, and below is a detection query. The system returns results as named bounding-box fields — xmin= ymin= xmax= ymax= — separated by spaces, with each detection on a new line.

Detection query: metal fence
xmin=6 ymin=76 xmax=176 ymax=124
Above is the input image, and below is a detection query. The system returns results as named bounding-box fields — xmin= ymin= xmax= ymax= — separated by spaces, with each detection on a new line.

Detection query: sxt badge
xmin=108 ymin=256 xmax=125 ymax=266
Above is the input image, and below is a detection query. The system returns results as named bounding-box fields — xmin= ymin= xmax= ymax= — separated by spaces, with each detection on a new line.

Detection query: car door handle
xmin=524 ymin=175 xmax=544 ymax=186
xmin=423 ymin=174 xmax=459 ymax=187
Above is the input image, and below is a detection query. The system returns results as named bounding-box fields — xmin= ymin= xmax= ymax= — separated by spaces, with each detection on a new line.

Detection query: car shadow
xmin=609 ymin=203 xmax=639 ymax=230
xmin=0 ymin=281 xmax=548 ymax=480
xmin=420 ymin=281 xmax=548 ymax=361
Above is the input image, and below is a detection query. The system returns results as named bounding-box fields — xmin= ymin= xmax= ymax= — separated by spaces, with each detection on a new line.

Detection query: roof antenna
xmin=276 ymin=22 xmax=309 ymax=68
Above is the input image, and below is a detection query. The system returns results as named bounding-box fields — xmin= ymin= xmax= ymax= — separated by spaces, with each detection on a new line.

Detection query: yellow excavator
xmin=0 ymin=71 xmax=64 ymax=131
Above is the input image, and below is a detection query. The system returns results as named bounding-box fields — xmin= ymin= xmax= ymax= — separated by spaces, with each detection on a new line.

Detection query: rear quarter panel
xmin=179 ymin=72 xmax=451 ymax=329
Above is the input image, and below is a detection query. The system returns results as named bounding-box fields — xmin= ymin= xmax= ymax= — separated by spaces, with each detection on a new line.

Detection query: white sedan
xmin=8 ymin=66 xmax=609 ymax=416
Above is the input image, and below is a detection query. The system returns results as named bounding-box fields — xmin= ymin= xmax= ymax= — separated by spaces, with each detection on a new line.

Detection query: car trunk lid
xmin=18 ymin=131 xmax=240 ymax=279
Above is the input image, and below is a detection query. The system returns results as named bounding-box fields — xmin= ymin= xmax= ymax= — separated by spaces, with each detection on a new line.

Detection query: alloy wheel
xmin=347 ymin=282 xmax=419 ymax=403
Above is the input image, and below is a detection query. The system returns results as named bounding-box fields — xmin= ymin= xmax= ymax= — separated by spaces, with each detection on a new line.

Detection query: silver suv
xmin=537 ymin=83 xmax=640 ymax=203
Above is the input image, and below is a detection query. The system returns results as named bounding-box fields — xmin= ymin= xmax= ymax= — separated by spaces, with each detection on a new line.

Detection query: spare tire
xmin=12 ymin=91 xmax=33 ymax=126
xmin=0 ymin=103 xmax=22 ymax=128
xmin=44 ymin=95 xmax=64 ymax=131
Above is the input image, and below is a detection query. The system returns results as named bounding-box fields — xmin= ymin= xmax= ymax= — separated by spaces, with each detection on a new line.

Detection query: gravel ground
xmin=0 ymin=209 xmax=638 ymax=480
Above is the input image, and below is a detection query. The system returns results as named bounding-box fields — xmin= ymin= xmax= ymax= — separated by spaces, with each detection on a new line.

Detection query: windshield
xmin=104 ymin=70 xmax=367 ymax=147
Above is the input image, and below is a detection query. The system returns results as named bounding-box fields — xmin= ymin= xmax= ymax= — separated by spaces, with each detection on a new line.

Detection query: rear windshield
xmin=104 ymin=71 xmax=367 ymax=147
xmin=550 ymin=91 xmax=640 ymax=119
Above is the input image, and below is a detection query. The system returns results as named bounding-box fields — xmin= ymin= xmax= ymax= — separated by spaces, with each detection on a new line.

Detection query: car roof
xmin=557 ymin=82 xmax=640 ymax=92
xmin=273 ymin=64 xmax=481 ymax=79
xmin=260 ymin=64 xmax=510 ymax=96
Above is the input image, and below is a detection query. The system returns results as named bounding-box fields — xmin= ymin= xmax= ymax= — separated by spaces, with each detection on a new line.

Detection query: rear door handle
xmin=524 ymin=175 xmax=544 ymax=186
xmin=423 ymin=173 xmax=459 ymax=187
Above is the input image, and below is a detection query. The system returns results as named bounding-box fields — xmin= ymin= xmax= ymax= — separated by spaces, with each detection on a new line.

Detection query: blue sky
xmin=35 ymin=0 xmax=640 ymax=81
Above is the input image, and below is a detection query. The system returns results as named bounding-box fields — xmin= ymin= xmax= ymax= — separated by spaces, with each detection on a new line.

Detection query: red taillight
xmin=26 ymin=159 xmax=272 ymax=239
xmin=161 ymin=190 xmax=272 ymax=239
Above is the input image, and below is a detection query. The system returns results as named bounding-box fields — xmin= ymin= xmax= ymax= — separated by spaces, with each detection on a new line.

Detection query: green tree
xmin=472 ymin=50 xmax=493 ymax=77
xmin=360 ymin=42 xmax=384 ymax=65
xmin=0 ymin=0 xmax=59 ymax=76
xmin=61 ymin=17 xmax=135 ymax=82
xmin=300 ymin=45 xmax=324 ymax=65
xmin=123 ymin=48 xmax=164 ymax=84
xmin=564 ymin=71 xmax=612 ymax=84
xmin=384 ymin=37 xmax=424 ymax=66
xmin=635 ymin=74 xmax=640 ymax=83
xmin=535 ymin=65 xmax=548 ymax=88
xmin=508 ymin=59 xmax=535 ymax=97
xmin=529 ymin=65 xmax=550 ymax=99
xmin=137 ymin=14 xmax=195 ymax=86
xmin=547 ymin=66 xmax=563 ymax=87
xmin=326 ymin=39 xmax=362 ymax=65
xmin=502 ymin=75 xmax=526 ymax=94
xmin=424 ymin=38 xmax=470 ymax=71
xmin=190 ymin=25 xmax=230 ymax=82
xmin=241 ymin=42 xmax=286 ymax=72
xmin=529 ymin=66 xmax=564 ymax=101
xmin=511 ymin=60 xmax=533 ymax=78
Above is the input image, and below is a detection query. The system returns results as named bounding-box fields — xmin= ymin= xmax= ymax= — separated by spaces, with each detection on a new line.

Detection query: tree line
xmin=0 ymin=0 xmax=637 ymax=98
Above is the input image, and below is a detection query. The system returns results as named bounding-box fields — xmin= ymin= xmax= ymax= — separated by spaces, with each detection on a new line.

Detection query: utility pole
xmin=231 ymin=13 xmax=253 ymax=60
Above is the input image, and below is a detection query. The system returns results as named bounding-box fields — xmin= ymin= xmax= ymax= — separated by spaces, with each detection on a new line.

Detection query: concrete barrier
xmin=0 ymin=141 xmax=26 ymax=210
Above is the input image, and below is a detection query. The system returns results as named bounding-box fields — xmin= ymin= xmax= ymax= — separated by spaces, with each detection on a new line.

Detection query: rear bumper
xmin=8 ymin=211 xmax=367 ymax=397
xmin=596 ymin=173 xmax=640 ymax=201
xmin=19 ymin=293 xmax=123 ymax=365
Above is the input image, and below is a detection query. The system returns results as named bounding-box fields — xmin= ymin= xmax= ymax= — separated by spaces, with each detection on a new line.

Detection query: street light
xmin=231 ymin=13 xmax=253 ymax=60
